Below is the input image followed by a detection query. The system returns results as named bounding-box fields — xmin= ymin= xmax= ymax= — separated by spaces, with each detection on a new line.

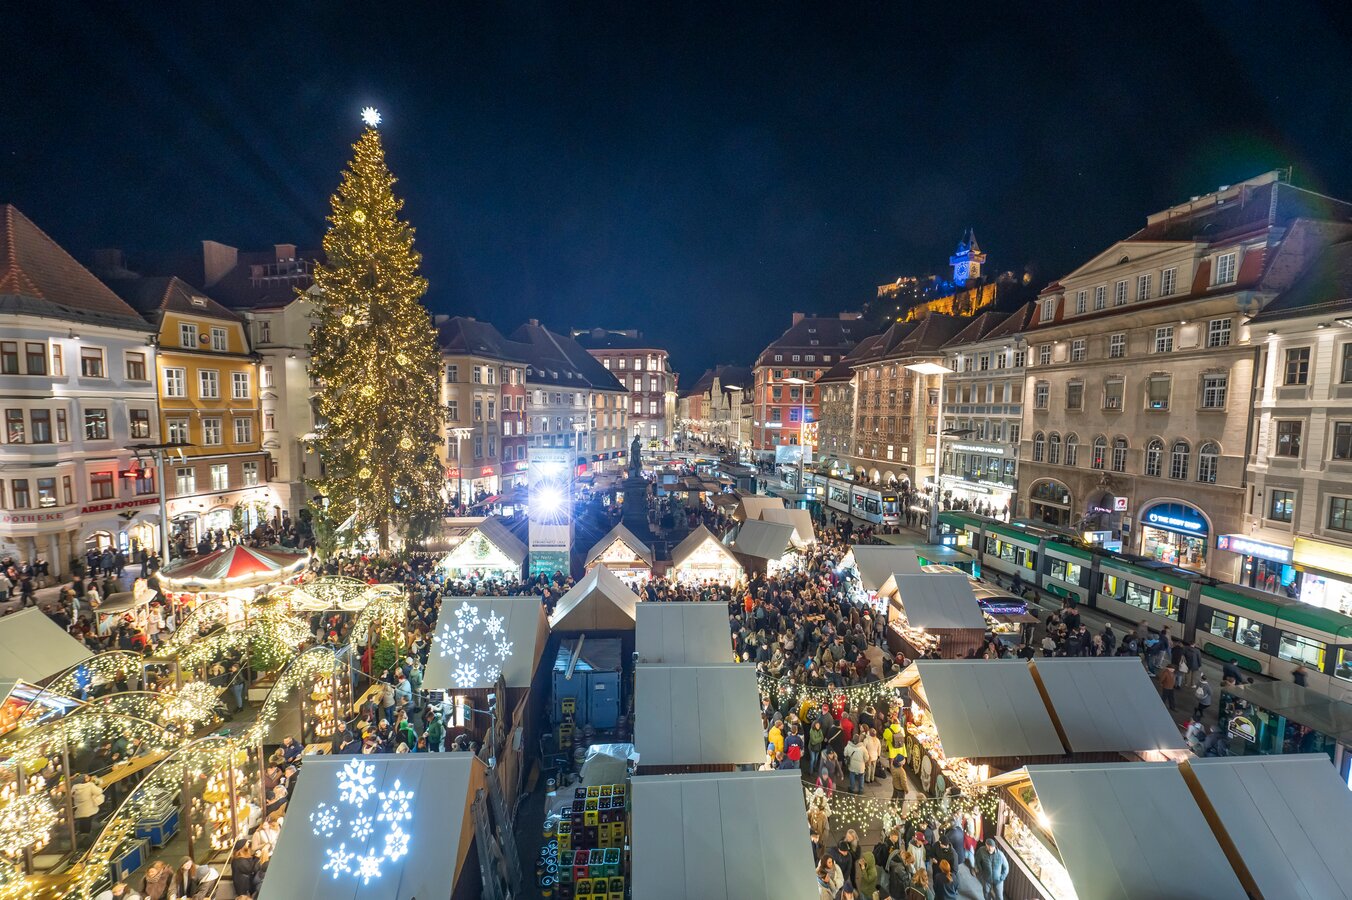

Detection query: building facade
xmin=435 ymin=316 xmax=529 ymax=504
xmin=751 ymin=313 xmax=864 ymax=457
xmin=677 ymin=365 xmax=752 ymax=451
xmin=1017 ymin=171 xmax=1352 ymax=579
xmin=572 ymin=328 xmax=677 ymax=446
xmin=1 ymin=206 xmax=162 ymax=573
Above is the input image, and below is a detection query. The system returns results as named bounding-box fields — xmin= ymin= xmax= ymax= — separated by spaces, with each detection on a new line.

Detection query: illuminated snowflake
xmin=378 ymin=779 xmax=413 ymax=823
xmin=453 ymin=662 xmax=481 ymax=688
xmin=483 ymin=664 xmax=501 ymax=684
xmin=355 ymin=848 xmax=385 ymax=885
xmin=337 ymin=759 xmax=376 ymax=805
xmin=495 ymin=638 xmax=513 ymax=660
xmin=324 ymin=842 xmax=354 ymax=878
xmin=454 ymin=603 xmax=481 ymax=633
xmin=483 ymin=611 xmax=505 ymax=638
xmin=350 ymin=812 xmax=374 ymax=843
xmin=383 ymin=823 xmax=410 ymax=861
xmin=472 ymin=643 xmax=488 ymax=663
xmin=310 ymin=802 xmax=341 ymax=838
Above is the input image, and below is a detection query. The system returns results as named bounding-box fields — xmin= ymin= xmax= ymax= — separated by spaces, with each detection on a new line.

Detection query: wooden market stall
xmin=731 ymin=493 xmax=785 ymax=523
xmin=759 ymin=506 xmax=816 ymax=548
xmin=729 ymin=519 xmax=798 ymax=577
xmin=840 ymin=544 xmax=923 ymax=613
xmin=633 ymin=663 xmax=763 ymax=774
xmin=584 ymin=523 xmax=655 ymax=585
xmin=437 ymin=517 xmax=528 ymax=582
xmin=629 ymin=771 xmax=818 ymax=900
xmin=880 ymin=573 xmax=986 ymax=658
xmin=0 ymin=608 xmax=93 ymax=685
xmin=550 ymin=566 xmax=640 ymax=633
xmin=668 ymin=525 xmax=744 ymax=585
xmin=635 ymin=602 xmax=735 ymax=665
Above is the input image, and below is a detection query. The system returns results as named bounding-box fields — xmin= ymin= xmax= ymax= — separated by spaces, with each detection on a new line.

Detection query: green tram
xmin=938 ymin=511 xmax=1352 ymax=698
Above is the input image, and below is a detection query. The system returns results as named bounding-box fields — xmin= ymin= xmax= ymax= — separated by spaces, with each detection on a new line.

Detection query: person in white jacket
xmin=71 ymin=774 xmax=105 ymax=842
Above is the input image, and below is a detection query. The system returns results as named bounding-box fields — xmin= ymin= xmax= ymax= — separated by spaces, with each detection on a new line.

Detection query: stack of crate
xmin=558 ymin=697 xmax=576 ymax=750
xmin=553 ymin=784 xmax=628 ymax=899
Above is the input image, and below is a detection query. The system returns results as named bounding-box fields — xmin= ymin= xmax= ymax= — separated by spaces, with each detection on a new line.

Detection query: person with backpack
xmin=1193 ymin=674 xmax=1214 ymax=719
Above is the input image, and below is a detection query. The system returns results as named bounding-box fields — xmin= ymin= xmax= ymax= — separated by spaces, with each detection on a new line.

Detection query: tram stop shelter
xmin=635 ymin=602 xmax=735 ymax=664
xmin=633 ymin=663 xmax=763 ymax=773
xmin=0 ymin=607 xmax=92 ymax=684
xmin=549 ymin=566 xmax=639 ymax=633
xmin=630 ymin=770 xmax=817 ymax=900
xmin=259 ymin=753 xmax=488 ymax=900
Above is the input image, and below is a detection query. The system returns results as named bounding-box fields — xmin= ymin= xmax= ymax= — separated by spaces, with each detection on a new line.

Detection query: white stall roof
xmin=733 ymin=495 xmax=785 ymax=522
xmin=631 ymin=771 xmax=818 ymax=900
xmin=635 ymin=602 xmax=734 ymax=665
xmin=1026 ymin=762 xmax=1246 ymax=900
xmin=1032 ymin=657 xmax=1186 ymax=753
xmin=848 ymin=545 xmax=921 ymax=591
xmin=731 ymin=520 xmax=796 ymax=561
xmin=759 ymin=507 xmax=816 ymax=547
xmin=259 ymin=753 xmax=481 ymax=900
xmin=887 ymin=573 xmax=984 ymax=629
xmin=0 ymin=608 xmax=92 ymax=683
xmin=423 ymin=596 xmax=545 ymax=690
xmin=670 ymin=525 xmax=743 ymax=572
xmin=585 ymin=522 xmax=655 ymax=569
xmin=1189 ymin=754 xmax=1352 ymax=900
xmin=549 ymin=566 xmax=639 ymax=631
xmin=910 ymin=660 xmax=1064 ymax=758
xmin=635 ymin=664 xmax=763 ymax=766
xmin=474 ymin=517 xmax=527 ymax=565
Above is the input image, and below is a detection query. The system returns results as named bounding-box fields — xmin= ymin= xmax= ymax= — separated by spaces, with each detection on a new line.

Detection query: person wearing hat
xmin=974 ymin=837 xmax=1010 ymax=900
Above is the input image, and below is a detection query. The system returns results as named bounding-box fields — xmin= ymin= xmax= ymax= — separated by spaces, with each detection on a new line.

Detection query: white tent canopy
xmin=907 ymin=660 xmax=1064 ymax=758
xmin=0 ymin=608 xmax=92 ymax=683
xmin=759 ymin=507 xmax=816 ymax=547
xmin=630 ymin=771 xmax=818 ymax=900
xmin=847 ymin=545 xmax=922 ymax=592
xmin=585 ymin=522 xmax=655 ymax=569
xmin=259 ymin=754 xmax=482 ymax=900
xmin=730 ymin=519 xmax=796 ymax=561
xmin=549 ymin=566 xmax=639 ymax=631
xmin=636 ymin=602 xmax=734 ymax=664
xmin=634 ymin=663 xmax=763 ymax=767
xmin=733 ymin=495 xmax=784 ymax=522
xmin=423 ymin=597 xmax=545 ymax=690
xmin=1032 ymin=658 xmax=1186 ymax=754
xmin=670 ymin=525 xmax=744 ymax=582
xmin=1025 ymin=762 xmax=1246 ymax=900
xmin=1188 ymin=754 xmax=1352 ymax=900
xmin=885 ymin=573 xmax=984 ymax=629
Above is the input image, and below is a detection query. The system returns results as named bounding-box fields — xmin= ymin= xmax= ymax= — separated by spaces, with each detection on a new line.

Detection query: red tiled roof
xmin=0 ymin=205 xmax=151 ymax=329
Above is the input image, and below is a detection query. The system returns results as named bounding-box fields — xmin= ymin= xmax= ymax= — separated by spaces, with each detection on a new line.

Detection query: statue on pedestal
xmin=629 ymin=434 xmax=643 ymax=478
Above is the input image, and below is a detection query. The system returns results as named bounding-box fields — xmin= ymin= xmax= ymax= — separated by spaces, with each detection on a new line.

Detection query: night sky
xmin=4 ymin=2 xmax=1351 ymax=379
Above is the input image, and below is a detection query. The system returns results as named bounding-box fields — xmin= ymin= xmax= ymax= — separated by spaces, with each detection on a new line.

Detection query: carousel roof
xmin=155 ymin=545 xmax=309 ymax=590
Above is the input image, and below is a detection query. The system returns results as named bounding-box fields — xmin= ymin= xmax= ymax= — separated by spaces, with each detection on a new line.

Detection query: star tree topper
xmin=361 ymin=106 xmax=382 ymax=128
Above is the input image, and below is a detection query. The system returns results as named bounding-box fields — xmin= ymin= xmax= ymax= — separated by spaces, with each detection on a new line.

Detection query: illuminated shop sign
xmin=1216 ymin=534 xmax=1292 ymax=564
xmin=1142 ymin=503 xmax=1207 ymax=535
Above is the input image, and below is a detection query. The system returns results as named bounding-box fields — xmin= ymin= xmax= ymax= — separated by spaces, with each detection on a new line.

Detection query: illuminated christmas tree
xmin=308 ymin=110 xmax=446 ymax=549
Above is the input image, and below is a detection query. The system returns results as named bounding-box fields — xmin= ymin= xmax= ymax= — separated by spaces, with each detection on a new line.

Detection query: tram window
xmin=1101 ymin=574 xmax=1124 ymax=599
xmin=1049 ymin=560 xmax=1083 ymax=584
xmin=1335 ymin=649 xmax=1352 ymax=682
xmin=1206 ymin=611 xmax=1262 ymax=649
xmin=1124 ymin=582 xmax=1181 ymax=621
xmin=1277 ymin=633 xmax=1326 ymax=669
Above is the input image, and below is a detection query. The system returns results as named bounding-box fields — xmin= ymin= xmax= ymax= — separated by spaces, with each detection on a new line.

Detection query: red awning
xmin=156 ymin=545 xmax=309 ymax=591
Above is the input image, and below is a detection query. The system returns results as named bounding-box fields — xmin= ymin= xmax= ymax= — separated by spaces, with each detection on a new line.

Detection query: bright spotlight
xmin=535 ymin=487 xmax=564 ymax=515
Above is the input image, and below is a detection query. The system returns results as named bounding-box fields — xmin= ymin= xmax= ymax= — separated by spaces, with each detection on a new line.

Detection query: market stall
xmin=840 ymin=544 xmax=922 ymax=614
xmin=633 ymin=663 xmax=763 ymax=773
xmin=668 ymin=525 xmax=744 ymax=585
xmin=729 ymin=519 xmax=798 ymax=577
xmin=1218 ymin=678 xmax=1352 ymax=767
xmin=759 ymin=506 xmax=816 ymax=548
xmin=437 ymin=517 xmax=528 ymax=582
xmin=0 ymin=608 xmax=93 ymax=684
xmin=897 ymin=660 xmax=1066 ymax=796
xmin=93 ymin=577 xmax=161 ymax=635
xmin=991 ymin=763 xmax=1245 ymax=900
xmin=585 ymin=523 xmax=655 ymax=584
xmin=1032 ymin=658 xmax=1188 ymax=759
xmin=1186 ymin=754 xmax=1352 ymax=900
xmin=259 ymin=753 xmax=489 ymax=900
xmin=550 ymin=566 xmax=640 ymax=633
xmin=630 ymin=770 xmax=817 ymax=900
xmin=635 ymin=602 xmax=735 ymax=665
xmin=881 ymin=573 xmax=986 ymax=658
xmin=732 ymin=494 xmax=784 ymax=523
xmin=0 ymin=678 xmax=81 ymax=738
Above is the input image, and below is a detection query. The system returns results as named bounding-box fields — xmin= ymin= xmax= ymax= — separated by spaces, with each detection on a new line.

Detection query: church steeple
xmin=949 ymin=228 xmax=986 ymax=286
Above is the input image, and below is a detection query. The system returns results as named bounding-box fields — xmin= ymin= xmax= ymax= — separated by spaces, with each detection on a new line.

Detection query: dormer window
xmin=1039 ymin=298 xmax=1056 ymax=323
xmin=1214 ymin=251 xmax=1238 ymax=285
xmin=190 ymin=296 xmax=208 ymax=308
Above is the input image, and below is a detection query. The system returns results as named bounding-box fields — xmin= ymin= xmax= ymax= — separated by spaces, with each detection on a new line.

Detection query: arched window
xmin=1048 ymin=433 xmax=1062 ymax=465
xmin=1065 ymin=434 xmax=1080 ymax=467
xmin=1170 ymin=440 xmax=1191 ymax=479
xmin=1145 ymin=438 xmax=1164 ymax=477
xmin=1091 ymin=435 xmax=1107 ymax=470
xmin=1198 ymin=441 xmax=1219 ymax=484
xmin=1033 ymin=432 xmax=1046 ymax=463
xmin=1112 ymin=438 xmax=1128 ymax=473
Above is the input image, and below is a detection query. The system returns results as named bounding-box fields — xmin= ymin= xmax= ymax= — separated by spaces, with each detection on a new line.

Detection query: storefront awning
xmin=848 ymin=544 xmax=922 ymax=591
xmin=0 ymin=608 xmax=93 ymax=684
xmin=1187 ymin=754 xmax=1352 ymax=900
xmin=636 ymin=602 xmax=735 ymax=665
xmin=630 ymin=771 xmax=818 ymax=900
xmin=634 ymin=663 xmax=763 ymax=767
xmin=908 ymin=660 xmax=1064 ymax=758
xmin=549 ymin=566 xmax=639 ymax=632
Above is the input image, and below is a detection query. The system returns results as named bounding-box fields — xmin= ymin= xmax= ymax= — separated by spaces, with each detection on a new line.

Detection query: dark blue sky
xmin=4 ymin=1 xmax=1351 ymax=379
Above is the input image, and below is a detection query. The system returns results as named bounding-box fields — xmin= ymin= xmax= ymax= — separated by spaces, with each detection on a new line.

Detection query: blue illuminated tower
xmin=949 ymin=228 xmax=986 ymax=286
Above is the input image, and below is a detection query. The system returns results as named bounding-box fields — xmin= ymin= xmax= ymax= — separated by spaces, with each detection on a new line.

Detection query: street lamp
xmin=783 ymin=377 xmax=812 ymax=494
xmin=450 ymin=427 xmax=473 ymax=511
xmin=904 ymin=361 xmax=954 ymax=541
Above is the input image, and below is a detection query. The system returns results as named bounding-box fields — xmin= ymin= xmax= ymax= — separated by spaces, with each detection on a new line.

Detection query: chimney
xmin=791 ymin=312 xmax=806 ymax=326
xmin=202 ymin=240 xmax=239 ymax=288
xmin=274 ymin=243 xmax=297 ymax=262
xmin=91 ymin=248 xmax=125 ymax=274
xmin=839 ymin=311 xmax=863 ymax=321
xmin=528 ymin=319 xmax=540 ymax=327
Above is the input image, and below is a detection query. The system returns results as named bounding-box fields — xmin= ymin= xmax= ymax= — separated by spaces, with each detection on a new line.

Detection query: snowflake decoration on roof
xmin=337 ymin=758 xmax=376 ymax=805
xmin=483 ymin=611 xmax=505 ymax=638
xmin=310 ymin=802 xmax=341 ymax=838
xmin=383 ymin=823 xmax=410 ymax=861
xmin=438 ymin=600 xmax=518 ymax=685
xmin=324 ymin=843 xmax=354 ymax=879
xmin=454 ymin=603 xmax=481 ymax=632
xmin=472 ymin=643 xmax=488 ymax=663
xmin=377 ymin=779 xmax=413 ymax=824
xmin=350 ymin=812 xmax=374 ymax=843
xmin=355 ymin=848 xmax=385 ymax=885
xmin=453 ymin=661 xmax=481 ymax=688
xmin=483 ymin=664 xmax=502 ymax=684
xmin=495 ymin=638 xmax=513 ymax=660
